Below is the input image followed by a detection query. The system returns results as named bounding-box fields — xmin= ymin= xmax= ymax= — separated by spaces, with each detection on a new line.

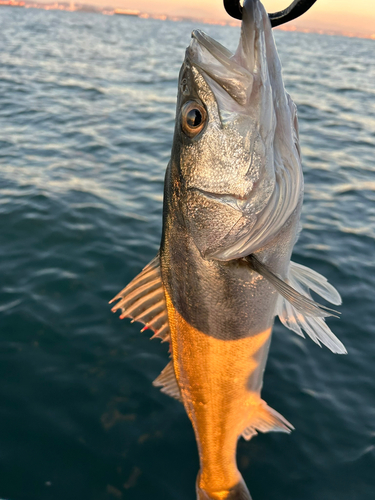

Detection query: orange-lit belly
xmin=164 ymin=289 xmax=272 ymax=494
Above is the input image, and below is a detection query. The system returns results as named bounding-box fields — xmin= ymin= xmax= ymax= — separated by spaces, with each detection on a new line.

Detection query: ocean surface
xmin=0 ymin=6 xmax=374 ymax=500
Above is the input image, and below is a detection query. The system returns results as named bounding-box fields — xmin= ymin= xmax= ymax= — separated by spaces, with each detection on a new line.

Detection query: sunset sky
xmin=85 ymin=0 xmax=375 ymax=38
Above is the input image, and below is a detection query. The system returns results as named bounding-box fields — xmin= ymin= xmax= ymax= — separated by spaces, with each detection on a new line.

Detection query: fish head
xmin=171 ymin=0 xmax=302 ymax=260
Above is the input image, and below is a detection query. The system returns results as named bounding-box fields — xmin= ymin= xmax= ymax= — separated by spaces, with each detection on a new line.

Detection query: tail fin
xmin=196 ymin=477 xmax=252 ymax=500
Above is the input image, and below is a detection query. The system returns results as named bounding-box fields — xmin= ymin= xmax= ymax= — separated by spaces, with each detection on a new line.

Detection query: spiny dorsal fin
xmin=245 ymin=255 xmax=346 ymax=355
xmin=242 ymin=400 xmax=294 ymax=441
xmin=110 ymin=254 xmax=170 ymax=343
xmin=153 ymin=361 xmax=182 ymax=402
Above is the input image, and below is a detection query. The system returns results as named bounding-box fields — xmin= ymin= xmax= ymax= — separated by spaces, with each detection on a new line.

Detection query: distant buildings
xmin=114 ymin=9 xmax=139 ymax=17
xmin=0 ymin=1 xmax=25 ymax=6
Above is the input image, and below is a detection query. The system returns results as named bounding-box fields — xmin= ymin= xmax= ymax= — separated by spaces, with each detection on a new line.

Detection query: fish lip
xmin=190 ymin=29 xmax=233 ymax=62
xmin=185 ymin=30 xmax=253 ymax=114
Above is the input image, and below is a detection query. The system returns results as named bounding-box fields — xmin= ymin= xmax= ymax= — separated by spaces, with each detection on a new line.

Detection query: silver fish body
xmin=111 ymin=1 xmax=345 ymax=498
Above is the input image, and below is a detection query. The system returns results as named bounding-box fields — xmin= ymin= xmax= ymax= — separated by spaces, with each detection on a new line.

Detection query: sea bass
xmin=111 ymin=1 xmax=346 ymax=498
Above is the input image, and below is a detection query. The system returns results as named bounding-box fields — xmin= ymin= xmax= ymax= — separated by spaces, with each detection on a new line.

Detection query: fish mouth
xmin=189 ymin=187 xmax=252 ymax=212
xmin=186 ymin=30 xmax=254 ymax=114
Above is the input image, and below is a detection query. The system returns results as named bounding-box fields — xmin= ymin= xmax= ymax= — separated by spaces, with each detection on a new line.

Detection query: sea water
xmin=0 ymin=7 xmax=374 ymax=500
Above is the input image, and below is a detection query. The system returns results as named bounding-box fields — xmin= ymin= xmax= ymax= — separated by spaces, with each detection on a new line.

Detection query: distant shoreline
xmin=1 ymin=2 xmax=374 ymax=41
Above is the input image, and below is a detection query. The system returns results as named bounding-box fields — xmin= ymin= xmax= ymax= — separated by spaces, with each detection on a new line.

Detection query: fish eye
xmin=181 ymin=101 xmax=207 ymax=138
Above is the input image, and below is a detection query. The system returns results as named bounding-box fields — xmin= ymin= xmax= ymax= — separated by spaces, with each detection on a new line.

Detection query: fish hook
xmin=223 ymin=0 xmax=318 ymax=27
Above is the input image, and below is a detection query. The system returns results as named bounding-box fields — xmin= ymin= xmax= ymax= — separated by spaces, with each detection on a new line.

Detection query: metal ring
xmin=223 ymin=0 xmax=318 ymax=27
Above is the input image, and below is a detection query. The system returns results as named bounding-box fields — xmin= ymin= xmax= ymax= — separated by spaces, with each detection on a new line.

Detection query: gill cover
xmin=181 ymin=0 xmax=302 ymax=261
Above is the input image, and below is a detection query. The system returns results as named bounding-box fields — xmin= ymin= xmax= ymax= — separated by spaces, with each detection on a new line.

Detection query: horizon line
xmin=2 ymin=0 xmax=375 ymax=41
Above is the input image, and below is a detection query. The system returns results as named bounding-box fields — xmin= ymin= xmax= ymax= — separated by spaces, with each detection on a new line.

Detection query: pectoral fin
xmin=110 ymin=254 xmax=170 ymax=342
xmin=246 ymin=255 xmax=340 ymax=318
xmin=242 ymin=400 xmax=294 ymax=440
xmin=277 ymin=261 xmax=346 ymax=354
xmin=245 ymin=255 xmax=346 ymax=354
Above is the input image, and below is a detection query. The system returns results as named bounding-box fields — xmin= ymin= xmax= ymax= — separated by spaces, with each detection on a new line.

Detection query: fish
xmin=110 ymin=0 xmax=346 ymax=498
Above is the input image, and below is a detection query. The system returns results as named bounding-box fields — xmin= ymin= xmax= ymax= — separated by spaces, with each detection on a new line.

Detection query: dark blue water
xmin=0 ymin=6 xmax=374 ymax=500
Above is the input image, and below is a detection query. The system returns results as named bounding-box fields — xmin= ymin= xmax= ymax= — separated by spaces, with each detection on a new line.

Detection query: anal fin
xmin=242 ymin=400 xmax=294 ymax=441
xmin=153 ymin=361 xmax=182 ymax=402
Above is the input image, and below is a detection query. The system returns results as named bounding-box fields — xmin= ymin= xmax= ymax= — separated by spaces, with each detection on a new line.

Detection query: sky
xmin=86 ymin=0 xmax=375 ymax=38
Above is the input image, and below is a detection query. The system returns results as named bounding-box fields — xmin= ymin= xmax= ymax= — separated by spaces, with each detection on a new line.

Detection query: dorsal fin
xmin=110 ymin=256 xmax=181 ymax=402
xmin=153 ymin=361 xmax=182 ymax=402
xmin=110 ymin=254 xmax=170 ymax=343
